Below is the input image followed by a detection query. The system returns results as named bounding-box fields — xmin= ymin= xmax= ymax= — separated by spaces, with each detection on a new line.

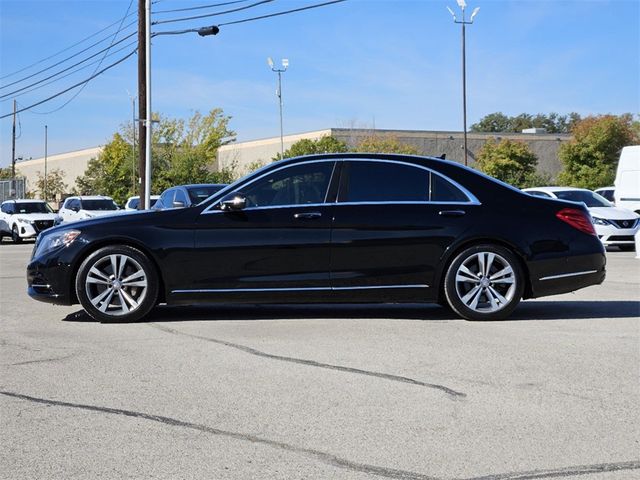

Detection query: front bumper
xmin=595 ymin=223 xmax=639 ymax=246
xmin=15 ymin=220 xmax=56 ymax=239
xmin=27 ymin=248 xmax=76 ymax=306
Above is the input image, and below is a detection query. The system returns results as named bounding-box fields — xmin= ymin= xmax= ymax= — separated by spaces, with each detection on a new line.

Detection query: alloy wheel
xmin=84 ymin=254 xmax=148 ymax=316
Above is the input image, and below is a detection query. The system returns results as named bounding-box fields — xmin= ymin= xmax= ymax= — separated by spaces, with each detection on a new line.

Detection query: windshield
xmin=554 ymin=190 xmax=611 ymax=207
xmin=187 ymin=185 xmax=226 ymax=204
xmin=81 ymin=199 xmax=118 ymax=211
xmin=14 ymin=202 xmax=54 ymax=214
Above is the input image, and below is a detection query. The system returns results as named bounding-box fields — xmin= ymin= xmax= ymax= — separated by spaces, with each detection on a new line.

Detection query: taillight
xmin=556 ymin=208 xmax=596 ymax=236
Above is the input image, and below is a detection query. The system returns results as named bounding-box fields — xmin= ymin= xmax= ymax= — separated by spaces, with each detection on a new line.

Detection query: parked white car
xmin=523 ymin=186 xmax=639 ymax=251
xmin=124 ymin=195 xmax=160 ymax=210
xmin=0 ymin=199 xmax=58 ymax=243
xmin=58 ymin=196 xmax=124 ymax=223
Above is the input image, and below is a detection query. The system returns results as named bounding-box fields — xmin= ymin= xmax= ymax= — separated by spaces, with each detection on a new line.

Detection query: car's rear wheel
xmin=75 ymin=245 xmax=158 ymax=323
xmin=444 ymin=244 xmax=524 ymax=321
xmin=12 ymin=225 xmax=22 ymax=243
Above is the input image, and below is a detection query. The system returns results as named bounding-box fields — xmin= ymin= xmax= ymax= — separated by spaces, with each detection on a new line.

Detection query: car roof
xmin=67 ymin=195 xmax=114 ymax=200
xmin=2 ymin=199 xmax=47 ymax=204
xmin=181 ymin=184 xmax=227 ymax=189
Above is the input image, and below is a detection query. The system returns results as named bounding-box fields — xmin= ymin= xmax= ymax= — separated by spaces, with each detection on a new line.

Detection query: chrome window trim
xmin=171 ymin=284 xmax=429 ymax=294
xmin=201 ymin=159 xmax=338 ymax=215
xmin=539 ymin=270 xmax=598 ymax=281
xmin=343 ymin=158 xmax=480 ymax=205
xmin=201 ymin=157 xmax=480 ymax=215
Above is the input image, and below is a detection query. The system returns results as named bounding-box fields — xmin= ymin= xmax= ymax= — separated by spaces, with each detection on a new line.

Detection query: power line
xmin=0 ymin=49 xmax=137 ymax=120
xmin=11 ymin=40 xmax=138 ymax=100
xmin=152 ymin=0 xmax=274 ymax=25
xmin=0 ymin=21 xmax=137 ymax=90
xmin=0 ymin=32 xmax=137 ymax=100
xmin=218 ymin=0 xmax=347 ymax=27
xmin=30 ymin=0 xmax=135 ymax=115
xmin=154 ymin=0 xmax=250 ymax=14
xmin=0 ymin=0 xmax=163 ymax=82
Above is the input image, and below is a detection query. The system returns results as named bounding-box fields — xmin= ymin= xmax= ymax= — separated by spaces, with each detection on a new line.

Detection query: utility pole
xmin=44 ymin=125 xmax=48 ymax=202
xmin=131 ymin=96 xmax=136 ymax=195
xmin=11 ymin=99 xmax=16 ymax=196
xmin=144 ymin=0 xmax=152 ymax=210
xmin=137 ymin=0 xmax=147 ymax=210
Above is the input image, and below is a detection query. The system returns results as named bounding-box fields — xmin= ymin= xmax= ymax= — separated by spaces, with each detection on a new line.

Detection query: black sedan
xmin=27 ymin=153 xmax=605 ymax=322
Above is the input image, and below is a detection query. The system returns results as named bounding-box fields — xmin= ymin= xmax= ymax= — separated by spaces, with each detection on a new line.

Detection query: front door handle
xmin=294 ymin=212 xmax=322 ymax=220
xmin=439 ymin=210 xmax=466 ymax=217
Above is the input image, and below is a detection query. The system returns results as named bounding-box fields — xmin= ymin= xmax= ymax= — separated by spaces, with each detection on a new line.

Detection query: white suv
xmin=58 ymin=196 xmax=124 ymax=223
xmin=0 ymin=199 xmax=58 ymax=243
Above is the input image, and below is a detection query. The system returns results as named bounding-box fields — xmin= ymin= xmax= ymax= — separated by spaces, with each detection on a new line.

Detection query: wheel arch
xmin=435 ymin=237 xmax=533 ymax=303
xmin=69 ymin=237 xmax=166 ymax=305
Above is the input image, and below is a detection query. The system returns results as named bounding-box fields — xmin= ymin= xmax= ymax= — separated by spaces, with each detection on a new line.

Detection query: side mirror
xmin=72 ymin=206 xmax=80 ymax=212
xmin=172 ymin=200 xmax=186 ymax=209
xmin=220 ymin=193 xmax=246 ymax=211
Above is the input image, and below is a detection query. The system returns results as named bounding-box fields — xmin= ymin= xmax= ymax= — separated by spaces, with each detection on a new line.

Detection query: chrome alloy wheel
xmin=454 ymin=251 xmax=516 ymax=313
xmin=84 ymin=254 xmax=148 ymax=316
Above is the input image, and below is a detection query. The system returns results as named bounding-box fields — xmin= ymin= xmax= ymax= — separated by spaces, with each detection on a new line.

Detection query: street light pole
xmin=268 ymin=57 xmax=289 ymax=159
xmin=447 ymin=1 xmax=479 ymax=167
xmin=44 ymin=125 xmax=48 ymax=202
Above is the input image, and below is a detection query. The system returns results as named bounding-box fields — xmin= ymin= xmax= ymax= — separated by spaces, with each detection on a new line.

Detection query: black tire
xmin=444 ymin=244 xmax=525 ymax=321
xmin=12 ymin=225 xmax=22 ymax=244
xmin=75 ymin=245 xmax=159 ymax=323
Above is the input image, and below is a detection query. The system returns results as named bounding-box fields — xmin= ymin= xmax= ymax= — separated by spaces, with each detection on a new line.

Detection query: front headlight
xmin=34 ymin=229 xmax=81 ymax=258
xmin=591 ymin=217 xmax=609 ymax=226
xmin=16 ymin=217 xmax=31 ymax=224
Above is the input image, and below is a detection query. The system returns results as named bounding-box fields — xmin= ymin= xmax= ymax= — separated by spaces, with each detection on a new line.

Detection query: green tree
xmin=77 ymin=109 xmax=237 ymax=204
xmin=272 ymin=136 xmax=348 ymax=161
xmin=475 ymin=138 xmax=539 ymax=187
xmin=354 ymin=135 xmax=419 ymax=155
xmin=35 ymin=168 xmax=68 ymax=201
xmin=471 ymin=112 xmax=581 ymax=134
xmin=0 ymin=167 xmax=13 ymax=180
xmin=557 ymin=114 xmax=639 ymax=189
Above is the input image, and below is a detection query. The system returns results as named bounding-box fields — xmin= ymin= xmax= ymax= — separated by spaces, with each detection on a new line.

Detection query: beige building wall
xmin=218 ymin=129 xmax=332 ymax=175
xmin=17 ymin=146 xmax=103 ymax=198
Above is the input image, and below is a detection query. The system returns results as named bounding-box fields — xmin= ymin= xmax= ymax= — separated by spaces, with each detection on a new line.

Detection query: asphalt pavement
xmin=1 ymin=241 xmax=639 ymax=480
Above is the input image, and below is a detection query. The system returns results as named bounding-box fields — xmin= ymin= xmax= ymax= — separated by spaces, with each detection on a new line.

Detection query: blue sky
xmin=0 ymin=0 xmax=638 ymax=168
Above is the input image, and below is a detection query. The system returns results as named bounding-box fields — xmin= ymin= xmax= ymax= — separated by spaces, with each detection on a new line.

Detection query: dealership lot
xmin=1 ymin=242 xmax=638 ymax=479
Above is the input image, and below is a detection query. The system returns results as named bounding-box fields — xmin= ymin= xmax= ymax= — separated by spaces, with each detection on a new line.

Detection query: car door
xmin=0 ymin=203 xmax=13 ymax=234
xmin=171 ymin=160 xmax=337 ymax=302
xmin=330 ymin=159 xmax=480 ymax=298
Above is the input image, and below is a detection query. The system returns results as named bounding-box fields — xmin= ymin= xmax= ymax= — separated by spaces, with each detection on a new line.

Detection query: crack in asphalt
xmin=149 ymin=323 xmax=465 ymax=399
xmin=1 ymin=391 xmax=638 ymax=480
xmin=8 ymin=354 xmax=75 ymax=366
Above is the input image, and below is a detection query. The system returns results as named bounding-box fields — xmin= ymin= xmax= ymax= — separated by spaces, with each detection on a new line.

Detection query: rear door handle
xmin=438 ymin=210 xmax=466 ymax=217
xmin=294 ymin=212 xmax=322 ymax=220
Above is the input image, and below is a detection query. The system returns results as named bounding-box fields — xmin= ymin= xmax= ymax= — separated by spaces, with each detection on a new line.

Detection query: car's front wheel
xmin=75 ymin=245 xmax=159 ymax=323
xmin=12 ymin=225 xmax=22 ymax=243
xmin=443 ymin=244 xmax=524 ymax=321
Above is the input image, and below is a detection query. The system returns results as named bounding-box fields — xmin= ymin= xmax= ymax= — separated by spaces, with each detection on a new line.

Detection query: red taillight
xmin=556 ymin=208 xmax=596 ymax=236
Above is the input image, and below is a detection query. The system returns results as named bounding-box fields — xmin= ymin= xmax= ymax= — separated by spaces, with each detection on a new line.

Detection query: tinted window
xmin=430 ymin=174 xmax=469 ymax=202
xmin=157 ymin=189 xmax=174 ymax=209
xmin=80 ymin=199 xmax=117 ymax=211
xmin=187 ymin=185 xmax=225 ymax=204
xmin=554 ymin=190 xmax=611 ymax=207
xmin=1 ymin=203 xmax=14 ymax=214
xmin=596 ymin=189 xmax=615 ymax=202
xmin=128 ymin=198 xmax=140 ymax=209
xmin=67 ymin=199 xmax=80 ymax=210
xmin=243 ymin=162 xmax=334 ymax=208
xmin=345 ymin=161 xmax=429 ymax=202
xmin=14 ymin=202 xmax=53 ymax=214
xmin=174 ymin=189 xmax=188 ymax=206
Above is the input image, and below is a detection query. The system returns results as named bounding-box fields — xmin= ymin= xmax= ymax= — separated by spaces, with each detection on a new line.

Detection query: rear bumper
xmin=528 ymin=252 xmax=606 ymax=298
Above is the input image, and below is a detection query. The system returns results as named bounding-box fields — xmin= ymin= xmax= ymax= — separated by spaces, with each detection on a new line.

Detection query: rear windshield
xmin=187 ymin=185 xmax=226 ymax=204
xmin=554 ymin=190 xmax=611 ymax=208
xmin=14 ymin=202 xmax=54 ymax=214
xmin=81 ymin=199 xmax=118 ymax=211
